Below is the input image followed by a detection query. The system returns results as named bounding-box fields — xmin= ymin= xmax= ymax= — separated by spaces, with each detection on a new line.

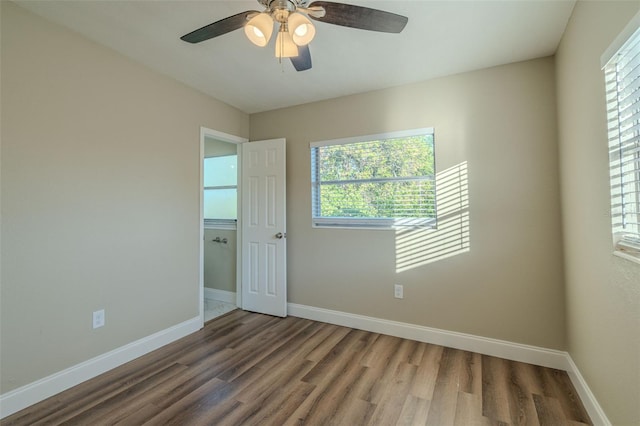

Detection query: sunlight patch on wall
xmin=395 ymin=162 xmax=469 ymax=272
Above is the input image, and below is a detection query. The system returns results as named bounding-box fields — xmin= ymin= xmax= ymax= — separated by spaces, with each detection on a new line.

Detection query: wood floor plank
xmin=409 ymin=343 xmax=444 ymax=400
xmin=532 ymin=393 xmax=569 ymax=426
xmin=140 ymin=348 xmax=236 ymax=414
xmin=57 ymin=362 xmax=189 ymax=425
xmin=255 ymin=320 xmax=325 ymax=372
xmin=506 ymin=361 xmax=540 ymax=426
xmin=303 ymin=324 xmax=351 ymax=363
xmin=541 ymin=367 xmax=591 ymax=423
xmin=425 ymin=347 xmax=465 ymax=426
xmin=140 ymin=377 xmax=231 ymax=425
xmin=301 ymin=329 xmax=370 ymax=386
xmin=360 ymin=334 xmax=401 ymax=369
xmin=367 ymin=338 xmax=419 ymax=405
xmin=396 ymin=394 xmax=431 ymax=425
xmin=2 ymin=312 xmax=593 ymax=426
xmin=242 ymin=381 xmax=317 ymax=426
xmin=334 ymin=398 xmax=377 ymax=426
xmin=218 ymin=365 xmax=316 ymax=426
xmin=296 ymin=354 xmax=370 ymax=423
xmin=111 ymin=403 xmax=166 ymax=425
xmin=216 ymin=317 xmax=315 ymax=382
xmin=459 ymin=351 xmax=482 ymax=395
xmin=233 ymin=359 xmax=315 ymax=406
xmin=453 ymin=391 xmax=494 ymax=426
xmin=291 ymin=328 xmax=379 ymax=424
xmin=298 ymin=364 xmax=376 ymax=424
xmin=481 ymin=355 xmax=513 ymax=424
xmin=408 ymin=341 xmax=428 ymax=366
xmin=368 ymin=361 xmax=418 ymax=425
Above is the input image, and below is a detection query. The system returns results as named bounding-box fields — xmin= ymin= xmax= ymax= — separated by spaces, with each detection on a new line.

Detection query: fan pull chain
xmin=277 ymin=23 xmax=286 ymax=72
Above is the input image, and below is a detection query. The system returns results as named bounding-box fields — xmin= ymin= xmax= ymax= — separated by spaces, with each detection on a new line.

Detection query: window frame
xmin=203 ymin=154 xmax=238 ymax=230
xmin=310 ymin=128 xmax=436 ymax=230
xmin=602 ymin=14 xmax=640 ymax=264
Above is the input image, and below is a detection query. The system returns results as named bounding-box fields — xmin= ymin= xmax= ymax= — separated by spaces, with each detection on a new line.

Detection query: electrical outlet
xmin=93 ymin=309 xmax=105 ymax=329
xmin=394 ymin=284 xmax=403 ymax=299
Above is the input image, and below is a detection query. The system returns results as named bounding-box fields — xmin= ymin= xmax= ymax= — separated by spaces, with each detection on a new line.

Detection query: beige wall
xmin=204 ymin=229 xmax=236 ymax=293
xmin=251 ymin=56 xmax=566 ymax=350
xmin=6 ymin=1 xmax=636 ymax=421
xmin=0 ymin=2 xmax=249 ymax=393
xmin=204 ymin=136 xmax=238 ymax=158
xmin=555 ymin=1 xmax=640 ymax=424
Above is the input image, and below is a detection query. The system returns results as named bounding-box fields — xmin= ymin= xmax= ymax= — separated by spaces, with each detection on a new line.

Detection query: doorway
xmin=199 ymin=128 xmax=288 ymax=323
xmin=199 ymin=127 xmax=247 ymax=324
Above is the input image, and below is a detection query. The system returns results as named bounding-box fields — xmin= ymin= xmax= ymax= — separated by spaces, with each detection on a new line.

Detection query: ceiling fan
xmin=180 ymin=0 xmax=408 ymax=71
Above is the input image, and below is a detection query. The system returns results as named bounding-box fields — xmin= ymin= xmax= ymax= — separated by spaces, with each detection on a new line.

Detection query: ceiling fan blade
xmin=307 ymin=1 xmax=407 ymax=33
xmin=181 ymin=11 xmax=258 ymax=43
xmin=290 ymin=45 xmax=312 ymax=71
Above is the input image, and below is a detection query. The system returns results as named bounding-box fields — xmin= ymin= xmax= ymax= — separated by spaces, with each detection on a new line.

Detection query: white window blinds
xmin=605 ymin=26 xmax=640 ymax=252
xmin=310 ymin=129 xmax=436 ymax=229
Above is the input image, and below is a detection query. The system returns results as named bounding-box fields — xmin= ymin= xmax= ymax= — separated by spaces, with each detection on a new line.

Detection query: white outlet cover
xmin=93 ymin=309 xmax=105 ymax=329
xmin=394 ymin=284 xmax=403 ymax=299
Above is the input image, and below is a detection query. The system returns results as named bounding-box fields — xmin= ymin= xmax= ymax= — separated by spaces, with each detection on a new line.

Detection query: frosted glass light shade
xmin=244 ymin=13 xmax=274 ymax=47
xmin=288 ymin=12 xmax=315 ymax=46
xmin=275 ymin=29 xmax=298 ymax=58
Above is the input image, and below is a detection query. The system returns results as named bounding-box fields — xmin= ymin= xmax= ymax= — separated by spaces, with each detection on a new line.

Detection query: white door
xmin=241 ymin=138 xmax=287 ymax=317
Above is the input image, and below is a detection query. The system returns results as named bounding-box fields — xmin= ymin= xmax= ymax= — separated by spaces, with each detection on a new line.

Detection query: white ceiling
xmin=15 ymin=0 xmax=576 ymax=114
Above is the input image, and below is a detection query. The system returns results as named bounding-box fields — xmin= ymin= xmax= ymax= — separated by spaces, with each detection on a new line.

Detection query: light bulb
xmin=288 ymin=12 xmax=315 ymax=46
xmin=244 ymin=13 xmax=273 ymax=47
xmin=275 ymin=27 xmax=298 ymax=58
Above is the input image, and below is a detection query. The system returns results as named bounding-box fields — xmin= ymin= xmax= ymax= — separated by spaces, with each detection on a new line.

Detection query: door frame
xmin=199 ymin=126 xmax=248 ymax=326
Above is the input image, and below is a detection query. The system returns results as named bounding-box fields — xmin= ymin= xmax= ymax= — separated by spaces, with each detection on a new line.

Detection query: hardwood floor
xmin=3 ymin=310 xmax=591 ymax=425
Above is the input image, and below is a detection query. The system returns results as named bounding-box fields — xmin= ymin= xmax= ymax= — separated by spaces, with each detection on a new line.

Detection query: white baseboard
xmin=287 ymin=303 xmax=609 ymax=425
xmin=204 ymin=288 xmax=236 ymax=304
xmin=288 ymin=303 xmax=569 ymax=369
xmin=565 ymin=356 xmax=611 ymax=426
xmin=0 ymin=316 xmax=202 ymax=419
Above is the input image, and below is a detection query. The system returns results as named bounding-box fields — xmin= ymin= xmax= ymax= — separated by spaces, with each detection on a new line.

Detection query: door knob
xmin=275 ymin=232 xmax=285 ymax=239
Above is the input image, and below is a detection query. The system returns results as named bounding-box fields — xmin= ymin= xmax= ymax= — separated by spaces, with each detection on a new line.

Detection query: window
xmin=204 ymin=154 xmax=237 ymax=228
xmin=311 ymin=128 xmax=436 ymax=229
xmin=604 ymin=24 xmax=640 ymax=260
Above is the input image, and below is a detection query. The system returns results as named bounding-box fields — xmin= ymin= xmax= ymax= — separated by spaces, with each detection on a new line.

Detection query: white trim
xmin=309 ymin=127 xmax=434 ymax=148
xmin=0 ymin=316 xmax=201 ymax=419
xmin=235 ymin=149 xmax=243 ymax=309
xmin=288 ymin=303 xmax=610 ymax=424
xmin=565 ymin=356 xmax=612 ymax=426
xmin=200 ymin=126 xmax=248 ymax=316
xmin=201 ymin=127 xmax=248 ymax=145
xmin=613 ymin=249 xmax=640 ymax=265
xmin=287 ymin=303 xmax=569 ymax=369
xmin=204 ymin=288 xmax=237 ymax=304
xmin=601 ymin=9 xmax=640 ymax=68
xmin=199 ymin=129 xmax=205 ymax=324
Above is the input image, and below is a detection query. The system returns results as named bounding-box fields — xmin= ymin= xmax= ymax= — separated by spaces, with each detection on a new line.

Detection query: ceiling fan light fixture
xmin=275 ymin=25 xmax=299 ymax=58
xmin=244 ymin=12 xmax=273 ymax=47
xmin=287 ymin=12 xmax=315 ymax=46
xmin=181 ymin=1 xmax=409 ymax=72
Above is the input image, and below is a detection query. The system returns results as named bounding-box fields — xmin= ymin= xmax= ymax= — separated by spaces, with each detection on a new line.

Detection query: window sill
xmin=312 ymin=217 xmax=437 ymax=230
xmin=205 ymin=225 xmax=237 ymax=231
xmin=204 ymin=219 xmax=237 ymax=231
xmin=613 ymin=249 xmax=640 ymax=265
